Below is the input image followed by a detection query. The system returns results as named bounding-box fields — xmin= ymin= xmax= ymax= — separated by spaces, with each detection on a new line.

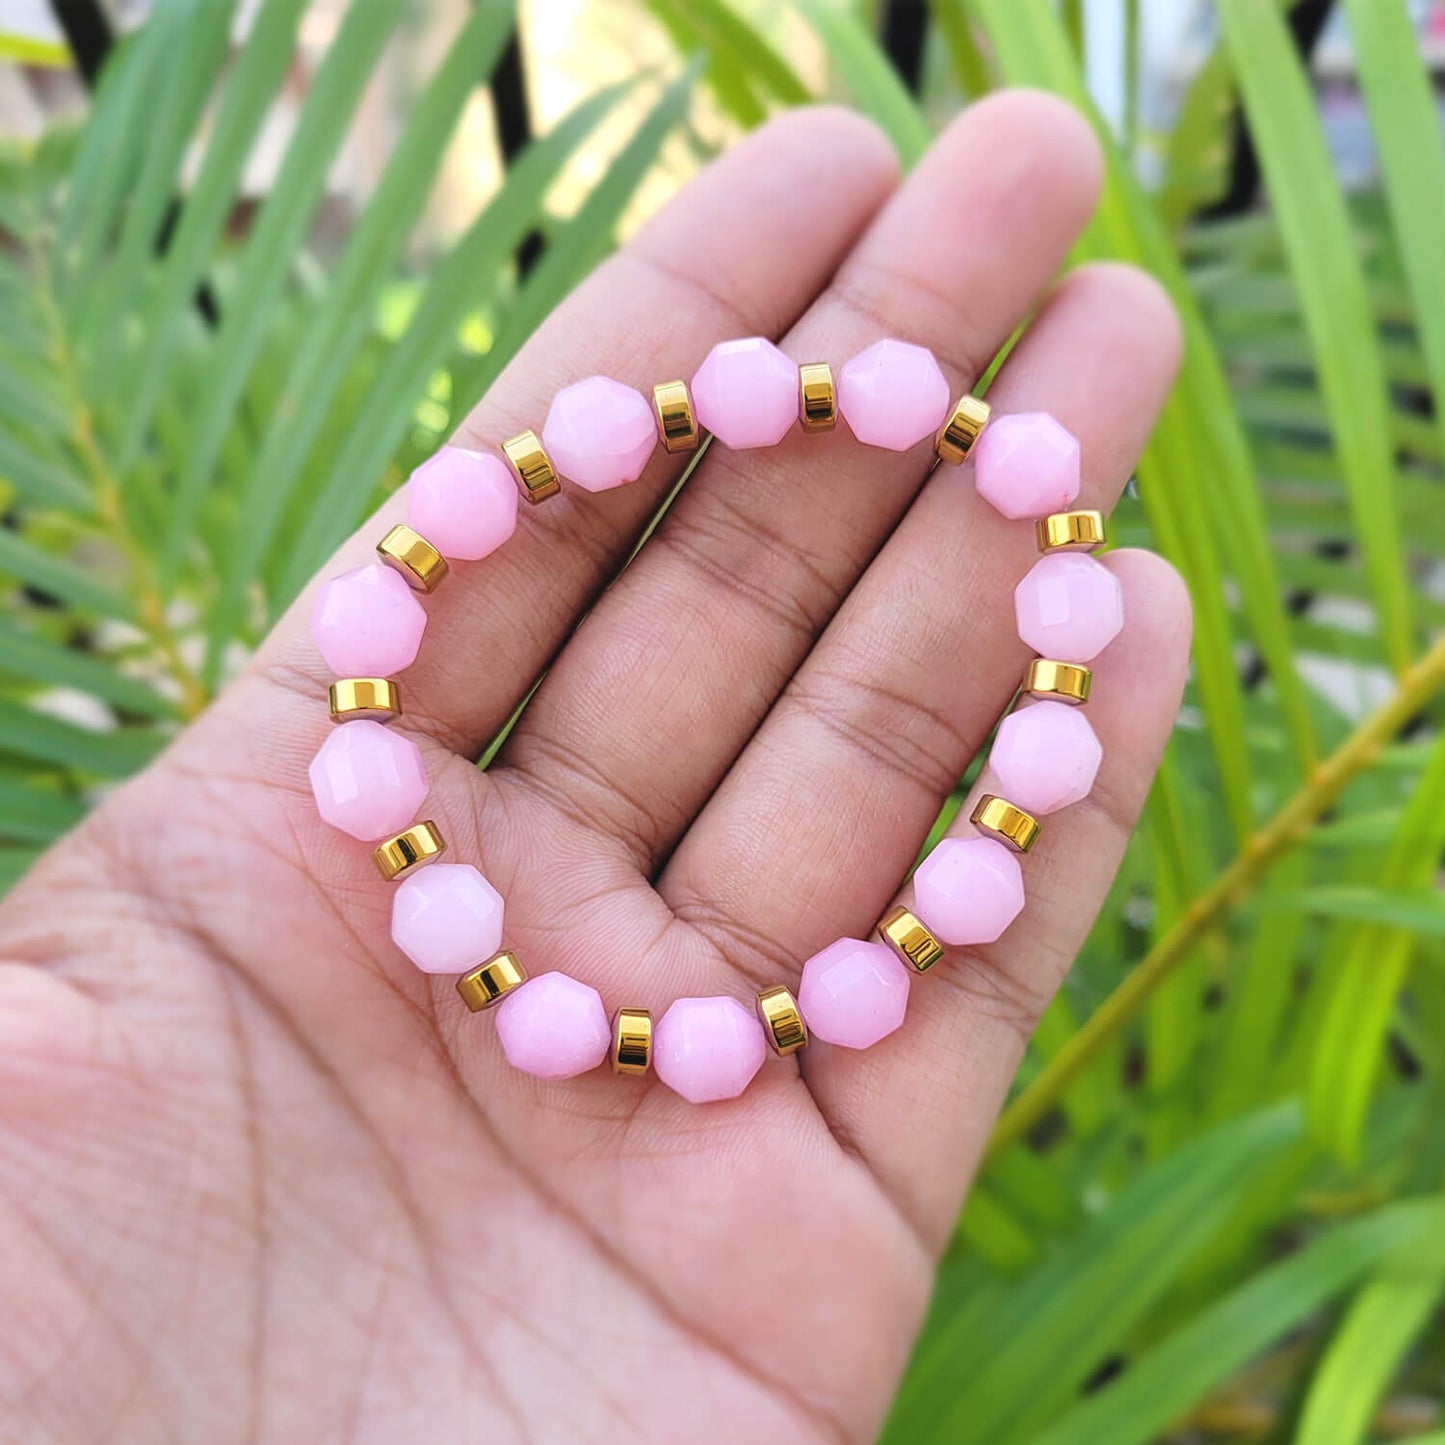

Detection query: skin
xmin=0 ymin=92 xmax=1190 ymax=1444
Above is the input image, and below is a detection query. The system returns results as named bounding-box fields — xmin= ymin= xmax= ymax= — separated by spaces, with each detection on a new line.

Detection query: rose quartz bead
xmin=310 ymin=562 xmax=427 ymax=677
xmin=405 ymin=447 xmax=518 ymax=561
xmin=837 ymin=338 xmax=950 ymax=452
xmin=973 ymin=411 xmax=1081 ymax=520
xmin=653 ymin=996 xmax=768 ymax=1104
xmin=991 ymin=701 xmax=1102 ymax=816
xmin=390 ymin=862 xmax=504 ymax=975
xmin=542 ymin=375 xmax=656 ymax=492
xmin=1015 ymin=553 xmax=1124 ymax=662
xmin=690 ymin=337 xmax=797 ymax=450
xmin=494 ymin=972 xmax=611 ymax=1080
xmin=913 ymin=837 xmax=1024 ymax=947
xmin=308 ymin=719 xmax=428 ymax=842
xmin=798 ymin=938 xmax=910 ymax=1050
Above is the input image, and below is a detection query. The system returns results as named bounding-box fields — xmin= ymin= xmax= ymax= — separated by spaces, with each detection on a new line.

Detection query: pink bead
xmin=390 ymin=863 xmax=504 ymax=975
xmin=542 ymin=375 xmax=656 ymax=492
xmin=837 ymin=338 xmax=950 ymax=451
xmin=798 ymin=938 xmax=910 ymax=1050
xmin=308 ymin=719 xmax=428 ymax=842
xmin=973 ymin=412 xmax=1081 ymax=519
xmin=405 ymin=447 xmax=518 ymax=561
xmin=310 ymin=562 xmax=427 ymax=677
xmin=653 ymin=996 xmax=768 ymax=1104
xmin=1015 ymin=553 xmax=1124 ymax=662
xmin=913 ymin=837 xmax=1024 ymax=947
xmin=691 ymin=337 xmax=796 ymax=450
xmin=494 ymin=972 xmax=610 ymax=1080
xmin=991 ymin=701 xmax=1102 ymax=815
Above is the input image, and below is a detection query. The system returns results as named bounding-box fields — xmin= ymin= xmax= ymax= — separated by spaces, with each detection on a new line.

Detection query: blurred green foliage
xmin=3 ymin=0 xmax=1445 ymax=1438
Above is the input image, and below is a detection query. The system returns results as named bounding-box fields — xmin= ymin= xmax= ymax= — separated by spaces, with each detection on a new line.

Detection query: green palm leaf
xmin=270 ymin=69 xmax=693 ymax=610
xmin=1216 ymin=0 xmax=1414 ymax=675
xmin=162 ymin=0 xmax=407 ymax=582
xmin=887 ymin=1106 xmax=1302 ymax=1442
xmin=1034 ymin=1199 xmax=1445 ymax=1445
xmin=211 ymin=0 xmax=514 ymax=649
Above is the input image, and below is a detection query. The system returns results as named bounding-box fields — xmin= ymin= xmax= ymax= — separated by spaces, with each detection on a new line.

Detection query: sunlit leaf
xmin=1216 ymin=0 xmax=1414 ymax=673
xmin=798 ymin=1 xmax=930 ymax=165
xmin=1309 ymin=730 xmax=1445 ymax=1158
xmin=1296 ymin=1203 xmax=1445 ymax=1445
xmin=1035 ymin=1199 xmax=1445 ymax=1445
xmin=887 ymin=1107 xmax=1302 ymax=1443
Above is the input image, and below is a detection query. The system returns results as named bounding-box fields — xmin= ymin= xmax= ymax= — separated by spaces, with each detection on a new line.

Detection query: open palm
xmin=0 ymin=94 xmax=1189 ymax=1445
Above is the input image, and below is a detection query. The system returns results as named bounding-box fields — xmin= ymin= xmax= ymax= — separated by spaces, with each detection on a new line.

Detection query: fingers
xmin=498 ymin=91 xmax=1103 ymax=868
xmin=803 ymin=552 xmax=1191 ymax=1248
xmin=659 ymin=261 xmax=1181 ymax=964
xmin=238 ymin=106 xmax=898 ymax=755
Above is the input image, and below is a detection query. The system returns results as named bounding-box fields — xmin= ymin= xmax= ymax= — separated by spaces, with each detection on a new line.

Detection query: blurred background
xmin=2 ymin=1 xmax=1445 ymax=1440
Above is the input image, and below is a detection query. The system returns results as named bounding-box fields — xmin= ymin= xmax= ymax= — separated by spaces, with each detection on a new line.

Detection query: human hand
xmin=0 ymin=91 xmax=1189 ymax=1444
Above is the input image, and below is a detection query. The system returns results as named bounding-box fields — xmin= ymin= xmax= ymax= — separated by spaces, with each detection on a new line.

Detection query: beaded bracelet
xmin=306 ymin=337 xmax=1121 ymax=1104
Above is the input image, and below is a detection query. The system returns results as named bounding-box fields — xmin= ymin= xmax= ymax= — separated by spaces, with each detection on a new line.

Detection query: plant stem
xmin=986 ymin=631 xmax=1445 ymax=1163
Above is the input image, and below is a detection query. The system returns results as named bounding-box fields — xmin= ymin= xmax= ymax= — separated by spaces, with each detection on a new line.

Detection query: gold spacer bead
xmin=971 ymin=795 xmax=1040 ymax=854
xmin=1036 ymin=509 xmax=1107 ymax=554
xmin=377 ymin=523 xmax=449 ymax=592
xmin=653 ymin=380 xmax=698 ymax=453
xmin=502 ymin=429 xmax=561 ymax=504
xmin=798 ymin=362 xmax=836 ymax=433
xmin=756 ymin=985 xmax=808 ymax=1055
xmin=877 ymin=905 xmax=945 ymax=974
xmin=372 ymin=820 xmax=446 ymax=880
xmin=1021 ymin=658 xmax=1092 ymax=706
xmin=935 ymin=394 xmax=991 ymax=465
xmin=328 ymin=677 xmax=402 ymax=723
xmin=457 ymin=950 xmax=527 ymax=1012
xmin=611 ymin=1007 xmax=653 ymax=1075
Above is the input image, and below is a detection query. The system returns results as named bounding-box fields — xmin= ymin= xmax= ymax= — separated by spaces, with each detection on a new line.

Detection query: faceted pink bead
xmin=653 ymin=996 xmax=768 ymax=1104
xmin=913 ymin=837 xmax=1024 ymax=947
xmin=991 ymin=701 xmax=1102 ymax=816
xmin=542 ymin=375 xmax=656 ymax=492
xmin=310 ymin=562 xmax=427 ymax=677
xmin=390 ymin=862 xmax=504 ymax=975
xmin=798 ymin=938 xmax=910 ymax=1050
xmin=494 ymin=972 xmax=610 ymax=1080
xmin=973 ymin=411 xmax=1081 ymax=520
xmin=691 ymin=337 xmax=797 ymax=450
xmin=405 ymin=447 xmax=518 ymax=561
xmin=837 ymin=338 xmax=950 ymax=451
xmin=1015 ymin=553 xmax=1124 ymax=662
xmin=308 ymin=719 xmax=428 ymax=842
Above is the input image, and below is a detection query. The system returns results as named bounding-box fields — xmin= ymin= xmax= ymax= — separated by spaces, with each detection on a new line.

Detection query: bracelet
xmin=306 ymin=337 xmax=1121 ymax=1103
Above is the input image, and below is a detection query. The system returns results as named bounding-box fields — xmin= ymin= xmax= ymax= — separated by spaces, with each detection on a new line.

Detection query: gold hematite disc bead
xmin=756 ymin=985 xmax=808 ymax=1055
xmin=372 ymin=820 xmax=446 ymax=880
xmin=1021 ymin=658 xmax=1092 ymax=706
xmin=377 ymin=523 xmax=449 ymax=592
xmin=1036 ymin=509 xmax=1107 ymax=555
xmin=653 ymin=380 xmax=698 ymax=453
xmin=798 ymin=362 xmax=836 ymax=433
xmin=611 ymin=1008 xmax=653 ymax=1075
xmin=877 ymin=906 xmax=945 ymax=974
xmin=935 ymin=394 xmax=991 ymax=465
xmin=502 ymin=429 xmax=561 ymax=504
xmin=457 ymin=951 xmax=527 ymax=1011
xmin=971 ymin=796 xmax=1040 ymax=854
xmin=328 ymin=677 xmax=401 ymax=723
